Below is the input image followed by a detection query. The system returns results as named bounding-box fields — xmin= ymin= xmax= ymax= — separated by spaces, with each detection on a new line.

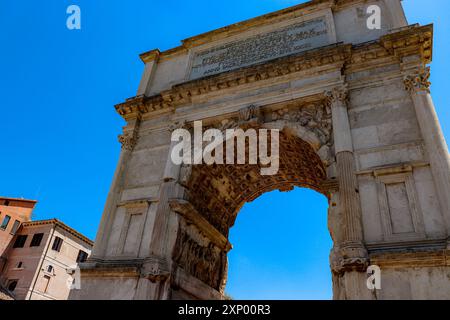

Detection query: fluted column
xmin=325 ymin=86 xmax=368 ymax=271
xmin=90 ymin=118 xmax=140 ymax=260
xmin=404 ymin=67 xmax=450 ymax=246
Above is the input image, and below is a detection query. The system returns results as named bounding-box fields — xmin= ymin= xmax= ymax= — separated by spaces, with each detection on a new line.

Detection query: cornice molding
xmin=140 ymin=49 xmax=160 ymax=64
xmin=379 ymin=24 xmax=433 ymax=65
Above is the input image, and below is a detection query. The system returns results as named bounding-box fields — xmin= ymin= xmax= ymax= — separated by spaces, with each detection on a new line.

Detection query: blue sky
xmin=0 ymin=1 xmax=449 ymax=300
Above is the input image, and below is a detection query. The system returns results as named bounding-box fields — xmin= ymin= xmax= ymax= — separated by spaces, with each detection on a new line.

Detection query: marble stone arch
xmin=71 ymin=0 xmax=450 ymax=301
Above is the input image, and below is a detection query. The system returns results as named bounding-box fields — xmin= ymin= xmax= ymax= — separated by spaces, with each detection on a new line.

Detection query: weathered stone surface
xmin=72 ymin=0 xmax=450 ymax=301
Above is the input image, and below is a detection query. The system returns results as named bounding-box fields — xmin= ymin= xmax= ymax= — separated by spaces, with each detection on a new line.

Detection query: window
xmin=10 ymin=220 xmax=21 ymax=235
xmin=16 ymin=262 xmax=23 ymax=269
xmin=13 ymin=235 xmax=28 ymax=248
xmin=7 ymin=280 xmax=18 ymax=292
xmin=46 ymin=265 xmax=53 ymax=273
xmin=76 ymin=250 xmax=88 ymax=263
xmin=30 ymin=233 xmax=44 ymax=247
xmin=51 ymin=236 xmax=63 ymax=252
xmin=1 ymin=215 xmax=11 ymax=230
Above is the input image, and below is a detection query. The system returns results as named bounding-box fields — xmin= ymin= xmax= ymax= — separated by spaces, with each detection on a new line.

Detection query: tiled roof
xmin=0 ymin=196 xmax=37 ymax=203
xmin=22 ymin=219 xmax=94 ymax=246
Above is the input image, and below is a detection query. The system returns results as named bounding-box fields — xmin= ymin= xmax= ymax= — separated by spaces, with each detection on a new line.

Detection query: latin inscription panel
xmin=189 ymin=17 xmax=331 ymax=80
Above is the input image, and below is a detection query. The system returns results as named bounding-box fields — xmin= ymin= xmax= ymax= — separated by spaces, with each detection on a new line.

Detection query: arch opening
xmin=226 ymin=187 xmax=332 ymax=300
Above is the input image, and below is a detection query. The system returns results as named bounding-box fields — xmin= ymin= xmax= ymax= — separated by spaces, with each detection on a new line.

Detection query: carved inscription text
xmin=189 ymin=17 xmax=330 ymax=79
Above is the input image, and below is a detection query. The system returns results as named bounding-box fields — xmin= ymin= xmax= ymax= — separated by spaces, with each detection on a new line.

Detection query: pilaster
xmin=90 ymin=118 xmax=141 ymax=260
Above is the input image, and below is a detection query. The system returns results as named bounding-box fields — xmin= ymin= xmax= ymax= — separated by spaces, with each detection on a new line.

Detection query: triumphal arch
xmin=71 ymin=0 xmax=450 ymax=300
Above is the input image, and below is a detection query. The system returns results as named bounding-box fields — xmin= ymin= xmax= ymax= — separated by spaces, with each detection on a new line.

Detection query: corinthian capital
xmin=118 ymin=130 xmax=138 ymax=151
xmin=324 ymin=86 xmax=349 ymax=106
xmin=404 ymin=67 xmax=431 ymax=94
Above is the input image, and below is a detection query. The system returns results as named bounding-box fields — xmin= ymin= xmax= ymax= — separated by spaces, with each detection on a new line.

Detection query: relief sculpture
xmin=272 ymin=102 xmax=333 ymax=147
xmin=173 ymin=224 xmax=227 ymax=291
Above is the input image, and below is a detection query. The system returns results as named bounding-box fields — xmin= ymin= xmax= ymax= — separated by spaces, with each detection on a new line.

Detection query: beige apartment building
xmin=0 ymin=219 xmax=93 ymax=300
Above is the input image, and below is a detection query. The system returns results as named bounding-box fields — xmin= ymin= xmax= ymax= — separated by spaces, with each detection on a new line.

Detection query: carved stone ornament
xmin=330 ymin=243 xmax=369 ymax=275
xmin=271 ymin=102 xmax=333 ymax=147
xmin=146 ymin=267 xmax=169 ymax=283
xmin=404 ymin=67 xmax=431 ymax=94
xmin=204 ymin=105 xmax=262 ymax=133
xmin=118 ymin=130 xmax=139 ymax=151
xmin=207 ymin=101 xmax=332 ymax=150
xmin=141 ymin=256 xmax=170 ymax=283
xmin=238 ymin=105 xmax=262 ymax=125
xmin=172 ymin=224 xmax=227 ymax=290
xmin=324 ymin=86 xmax=349 ymax=106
